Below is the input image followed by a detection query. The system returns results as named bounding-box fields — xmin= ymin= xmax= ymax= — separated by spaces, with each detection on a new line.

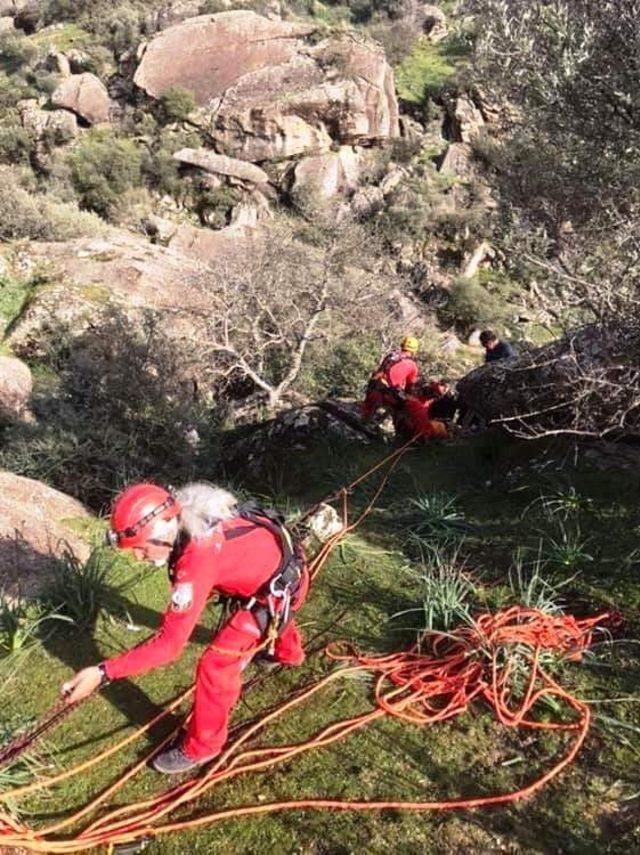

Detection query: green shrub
xmin=372 ymin=0 xmax=411 ymax=20
xmin=396 ymin=547 xmax=473 ymax=633
xmin=69 ymin=132 xmax=143 ymax=218
xmin=0 ymin=33 xmax=38 ymax=74
xmin=438 ymin=269 xmax=521 ymax=331
xmin=0 ymin=167 xmax=104 ymax=240
xmin=406 ymin=492 xmax=472 ymax=546
xmin=46 ymin=547 xmax=136 ymax=631
xmin=0 ymin=71 xmax=36 ymax=114
xmin=0 ymin=595 xmax=71 ymax=655
xmin=0 ymin=273 xmax=38 ymax=336
xmin=194 ymin=185 xmax=241 ymax=228
xmin=160 ymin=86 xmax=197 ymax=122
xmin=299 ymin=335 xmax=381 ymax=399
xmin=0 ymin=310 xmax=222 ymax=508
xmin=0 ymin=124 xmax=34 ymax=165
xmin=395 ymin=38 xmax=459 ymax=107
xmin=142 ymin=146 xmax=182 ymax=197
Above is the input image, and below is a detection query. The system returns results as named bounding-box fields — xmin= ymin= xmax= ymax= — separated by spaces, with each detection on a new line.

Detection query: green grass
xmin=29 ymin=24 xmax=92 ymax=53
xmin=0 ymin=436 xmax=638 ymax=851
xmin=395 ymin=37 xmax=468 ymax=107
xmin=0 ymin=273 xmax=35 ymax=338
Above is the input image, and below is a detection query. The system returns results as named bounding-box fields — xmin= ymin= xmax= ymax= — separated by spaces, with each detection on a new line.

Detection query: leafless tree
xmin=197 ymin=221 xmax=403 ymax=410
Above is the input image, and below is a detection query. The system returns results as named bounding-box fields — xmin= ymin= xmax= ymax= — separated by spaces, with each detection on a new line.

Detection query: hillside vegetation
xmin=0 ymin=0 xmax=638 ymax=852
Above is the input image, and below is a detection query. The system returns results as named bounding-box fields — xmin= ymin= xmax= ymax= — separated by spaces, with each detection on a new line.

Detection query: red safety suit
xmin=104 ymin=516 xmax=309 ymax=761
xmin=394 ymin=394 xmax=449 ymax=441
xmin=360 ymin=351 xmax=419 ymax=420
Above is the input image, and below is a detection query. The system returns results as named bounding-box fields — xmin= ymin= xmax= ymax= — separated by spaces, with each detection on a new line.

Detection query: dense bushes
xmin=1 ymin=311 xmax=220 ymax=508
xmin=437 ymin=273 xmax=518 ymax=331
xmin=0 ymin=167 xmax=103 ymax=241
xmin=395 ymin=38 xmax=459 ymax=108
xmin=160 ymin=87 xmax=197 ymax=122
xmin=69 ymin=132 xmax=143 ymax=218
xmin=0 ymin=124 xmax=33 ymax=165
xmin=299 ymin=335 xmax=381 ymax=399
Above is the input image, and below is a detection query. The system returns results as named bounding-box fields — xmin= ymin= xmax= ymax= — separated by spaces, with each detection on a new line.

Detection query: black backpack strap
xmin=231 ymin=501 xmax=299 ymax=583
xmin=219 ymin=502 xmax=306 ymax=655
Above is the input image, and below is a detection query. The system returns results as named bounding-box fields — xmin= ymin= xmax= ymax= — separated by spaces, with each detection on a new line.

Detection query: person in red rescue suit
xmin=393 ymin=380 xmax=452 ymax=442
xmin=60 ymin=482 xmax=309 ymax=775
xmin=360 ymin=335 xmax=420 ymax=421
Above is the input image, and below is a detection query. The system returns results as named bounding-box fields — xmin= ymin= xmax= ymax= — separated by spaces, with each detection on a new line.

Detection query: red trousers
xmin=360 ymin=388 xmax=399 ymax=420
xmin=183 ymin=609 xmax=305 ymax=760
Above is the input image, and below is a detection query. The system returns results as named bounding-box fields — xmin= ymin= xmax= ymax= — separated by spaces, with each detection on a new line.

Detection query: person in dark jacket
xmin=479 ymin=330 xmax=517 ymax=363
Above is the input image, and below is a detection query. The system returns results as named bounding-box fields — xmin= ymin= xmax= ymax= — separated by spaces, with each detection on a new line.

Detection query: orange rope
xmin=0 ymin=610 xmax=604 ymax=851
xmin=0 ymin=439 xmax=606 ymax=851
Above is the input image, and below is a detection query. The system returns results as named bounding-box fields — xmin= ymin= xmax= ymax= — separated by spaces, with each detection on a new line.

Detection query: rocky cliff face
xmin=134 ymin=11 xmax=398 ymax=180
xmin=0 ymin=471 xmax=90 ymax=597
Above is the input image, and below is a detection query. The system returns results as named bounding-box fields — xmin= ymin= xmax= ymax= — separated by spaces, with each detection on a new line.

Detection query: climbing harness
xmin=224 ymin=501 xmax=307 ymax=655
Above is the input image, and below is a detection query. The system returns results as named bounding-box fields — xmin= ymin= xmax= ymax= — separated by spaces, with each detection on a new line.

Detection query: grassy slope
xmin=0 ymin=435 xmax=639 ymax=853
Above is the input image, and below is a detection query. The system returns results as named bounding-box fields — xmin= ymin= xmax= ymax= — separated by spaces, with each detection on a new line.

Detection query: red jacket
xmin=387 ymin=357 xmax=419 ymax=390
xmin=375 ymin=352 xmax=419 ymax=390
xmin=104 ymin=518 xmax=284 ymax=681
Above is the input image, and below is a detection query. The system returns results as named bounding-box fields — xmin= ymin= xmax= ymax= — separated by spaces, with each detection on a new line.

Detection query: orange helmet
xmin=107 ymin=483 xmax=180 ymax=550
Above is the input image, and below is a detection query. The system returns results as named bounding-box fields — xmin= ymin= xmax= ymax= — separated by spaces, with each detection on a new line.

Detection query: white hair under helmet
xmin=175 ymin=483 xmax=238 ymax=539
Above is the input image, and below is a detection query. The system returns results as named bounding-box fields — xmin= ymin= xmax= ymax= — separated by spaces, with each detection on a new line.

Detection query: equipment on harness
xmin=224 ymin=502 xmax=306 ymax=655
xmin=368 ymin=350 xmax=415 ymax=400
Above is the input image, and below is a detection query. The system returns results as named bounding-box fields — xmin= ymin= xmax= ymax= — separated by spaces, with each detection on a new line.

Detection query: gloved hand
xmin=61 ymin=666 xmax=103 ymax=704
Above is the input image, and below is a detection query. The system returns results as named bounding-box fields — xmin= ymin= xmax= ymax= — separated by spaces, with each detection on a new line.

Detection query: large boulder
xmin=51 ymin=73 xmax=112 ymax=125
xmin=134 ymin=12 xmax=314 ymax=104
xmin=4 ymin=226 xmax=267 ymax=391
xmin=19 ymin=99 xmax=77 ymax=141
xmin=439 ymin=142 xmax=474 ymax=178
xmin=457 ymin=325 xmax=640 ymax=440
xmin=0 ymin=355 xmax=32 ymax=422
xmin=420 ymin=4 xmax=447 ymax=41
xmin=5 ymin=229 xmax=211 ymax=360
xmin=134 ymin=12 xmax=399 ymax=163
xmin=0 ymin=471 xmax=91 ymax=598
xmin=446 ymin=94 xmax=485 ymax=144
xmin=173 ymin=148 xmax=270 ymax=186
xmin=169 ymin=222 xmax=259 ymax=265
xmin=290 ymin=147 xmax=360 ymax=201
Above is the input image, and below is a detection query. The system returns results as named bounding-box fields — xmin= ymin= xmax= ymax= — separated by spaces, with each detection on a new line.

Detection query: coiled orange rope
xmin=0 ymin=440 xmax=606 ymax=851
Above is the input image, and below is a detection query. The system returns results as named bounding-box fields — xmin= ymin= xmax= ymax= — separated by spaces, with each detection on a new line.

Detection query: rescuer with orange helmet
xmin=61 ymin=482 xmax=308 ymax=775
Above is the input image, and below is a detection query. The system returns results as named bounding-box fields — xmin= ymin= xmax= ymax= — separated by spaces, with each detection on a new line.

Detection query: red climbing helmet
xmin=107 ymin=483 xmax=181 ymax=550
